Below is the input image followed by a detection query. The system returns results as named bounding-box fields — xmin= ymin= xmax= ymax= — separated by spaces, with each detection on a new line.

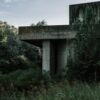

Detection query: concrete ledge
xmin=19 ymin=25 xmax=77 ymax=40
xmin=19 ymin=31 xmax=77 ymax=40
xmin=19 ymin=25 xmax=75 ymax=35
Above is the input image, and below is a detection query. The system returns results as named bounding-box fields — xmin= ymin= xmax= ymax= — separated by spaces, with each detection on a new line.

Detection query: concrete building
xmin=19 ymin=25 xmax=77 ymax=74
xmin=69 ymin=1 xmax=100 ymax=24
xmin=19 ymin=1 xmax=100 ymax=74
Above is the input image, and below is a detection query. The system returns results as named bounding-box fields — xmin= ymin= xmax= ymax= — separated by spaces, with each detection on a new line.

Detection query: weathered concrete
xmin=41 ymin=40 xmax=73 ymax=74
xmin=19 ymin=31 xmax=76 ymax=40
xmin=19 ymin=25 xmax=77 ymax=40
xmin=42 ymin=40 xmax=51 ymax=72
xmin=57 ymin=40 xmax=69 ymax=71
xmin=69 ymin=1 xmax=100 ymax=24
xmin=18 ymin=1 xmax=100 ymax=75
xmin=19 ymin=25 xmax=77 ymax=74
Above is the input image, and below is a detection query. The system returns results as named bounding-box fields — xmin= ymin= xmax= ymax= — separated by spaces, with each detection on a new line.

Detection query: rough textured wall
xmin=69 ymin=1 xmax=100 ymax=24
xmin=42 ymin=41 xmax=51 ymax=72
xmin=19 ymin=25 xmax=75 ymax=35
xmin=19 ymin=25 xmax=77 ymax=74
xmin=57 ymin=39 xmax=75 ymax=72
xmin=19 ymin=25 xmax=77 ymax=40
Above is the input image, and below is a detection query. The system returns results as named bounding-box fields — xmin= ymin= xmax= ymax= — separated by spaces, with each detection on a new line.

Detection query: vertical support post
xmin=42 ymin=40 xmax=51 ymax=73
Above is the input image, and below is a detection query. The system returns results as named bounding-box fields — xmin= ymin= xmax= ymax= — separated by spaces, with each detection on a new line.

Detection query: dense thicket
xmin=0 ymin=25 xmax=41 ymax=88
xmin=67 ymin=6 xmax=100 ymax=82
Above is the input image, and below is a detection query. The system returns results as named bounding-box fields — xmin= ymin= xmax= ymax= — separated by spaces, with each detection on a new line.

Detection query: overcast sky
xmin=0 ymin=0 xmax=99 ymax=27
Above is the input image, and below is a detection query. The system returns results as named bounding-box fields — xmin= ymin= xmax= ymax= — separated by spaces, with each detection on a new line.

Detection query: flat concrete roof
xmin=19 ymin=25 xmax=75 ymax=35
xmin=19 ymin=25 xmax=77 ymax=40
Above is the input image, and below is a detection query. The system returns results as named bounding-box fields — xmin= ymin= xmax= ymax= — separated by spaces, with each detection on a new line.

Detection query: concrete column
xmin=42 ymin=40 xmax=51 ymax=72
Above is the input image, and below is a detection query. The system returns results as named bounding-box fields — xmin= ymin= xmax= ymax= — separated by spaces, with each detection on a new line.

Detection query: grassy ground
xmin=0 ymin=81 xmax=100 ymax=100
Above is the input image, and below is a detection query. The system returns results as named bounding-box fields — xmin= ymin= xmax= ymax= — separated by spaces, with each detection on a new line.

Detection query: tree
xmin=36 ymin=20 xmax=47 ymax=26
xmin=0 ymin=22 xmax=41 ymax=74
xmin=0 ymin=21 xmax=42 ymax=89
xmin=31 ymin=20 xmax=47 ymax=26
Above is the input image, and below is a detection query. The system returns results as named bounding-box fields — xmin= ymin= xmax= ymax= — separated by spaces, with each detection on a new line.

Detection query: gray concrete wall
xmin=69 ymin=1 xmax=100 ymax=24
xmin=19 ymin=25 xmax=77 ymax=74
xmin=57 ymin=39 xmax=75 ymax=72
xmin=57 ymin=40 xmax=68 ymax=71
xmin=19 ymin=25 xmax=77 ymax=40
xmin=36 ymin=39 xmax=75 ymax=74
xmin=19 ymin=32 xmax=77 ymax=40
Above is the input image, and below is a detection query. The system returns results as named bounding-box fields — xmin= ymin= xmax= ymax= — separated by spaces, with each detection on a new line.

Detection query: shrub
xmin=0 ymin=67 xmax=42 ymax=90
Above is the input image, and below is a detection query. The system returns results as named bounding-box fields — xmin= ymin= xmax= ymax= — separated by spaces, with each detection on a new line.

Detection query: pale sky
xmin=0 ymin=0 xmax=99 ymax=27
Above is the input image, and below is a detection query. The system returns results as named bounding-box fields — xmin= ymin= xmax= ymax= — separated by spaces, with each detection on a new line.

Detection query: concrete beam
xmin=19 ymin=25 xmax=77 ymax=40
xmin=19 ymin=31 xmax=77 ymax=40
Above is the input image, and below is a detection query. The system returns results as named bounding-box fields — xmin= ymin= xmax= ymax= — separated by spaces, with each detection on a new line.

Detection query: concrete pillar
xmin=42 ymin=39 xmax=75 ymax=74
xmin=42 ymin=40 xmax=51 ymax=72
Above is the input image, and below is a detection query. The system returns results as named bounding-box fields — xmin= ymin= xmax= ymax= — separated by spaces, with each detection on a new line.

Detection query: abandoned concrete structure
xmin=70 ymin=1 xmax=100 ymax=24
xmin=19 ymin=26 xmax=77 ymax=74
xmin=19 ymin=1 xmax=100 ymax=74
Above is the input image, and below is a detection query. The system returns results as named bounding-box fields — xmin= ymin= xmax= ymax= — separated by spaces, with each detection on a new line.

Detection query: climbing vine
xmin=67 ymin=6 xmax=100 ymax=82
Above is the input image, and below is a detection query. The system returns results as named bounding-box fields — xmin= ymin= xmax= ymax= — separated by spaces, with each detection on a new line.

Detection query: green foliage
xmin=31 ymin=20 xmax=47 ymax=26
xmin=66 ymin=6 xmax=100 ymax=81
xmin=0 ymin=24 xmax=41 ymax=74
xmin=14 ymin=68 xmax=41 ymax=87
xmin=0 ymin=22 xmax=42 ymax=89
xmin=0 ymin=68 xmax=41 ymax=89
xmin=36 ymin=20 xmax=47 ymax=26
xmin=1 ymin=82 xmax=100 ymax=100
xmin=21 ymin=42 xmax=41 ymax=65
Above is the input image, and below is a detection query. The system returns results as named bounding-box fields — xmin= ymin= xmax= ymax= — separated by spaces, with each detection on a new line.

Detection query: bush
xmin=0 ymin=67 xmax=42 ymax=90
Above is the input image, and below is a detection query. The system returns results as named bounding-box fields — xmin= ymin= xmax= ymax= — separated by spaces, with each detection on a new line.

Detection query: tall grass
xmin=0 ymin=81 xmax=100 ymax=100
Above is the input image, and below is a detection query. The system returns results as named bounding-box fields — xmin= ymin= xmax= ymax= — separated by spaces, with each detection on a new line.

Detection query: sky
xmin=0 ymin=0 xmax=99 ymax=27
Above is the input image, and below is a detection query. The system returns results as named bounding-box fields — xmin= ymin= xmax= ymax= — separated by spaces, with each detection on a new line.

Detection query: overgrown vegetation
xmin=0 ymin=81 xmax=100 ymax=100
xmin=0 ymin=23 xmax=41 ymax=89
xmin=66 ymin=6 xmax=100 ymax=82
xmin=0 ymin=5 xmax=100 ymax=100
